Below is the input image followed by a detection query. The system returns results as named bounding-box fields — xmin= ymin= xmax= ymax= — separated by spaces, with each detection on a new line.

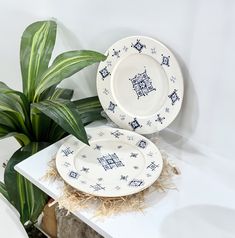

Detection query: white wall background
xmin=0 ymin=0 xmax=234 ymax=173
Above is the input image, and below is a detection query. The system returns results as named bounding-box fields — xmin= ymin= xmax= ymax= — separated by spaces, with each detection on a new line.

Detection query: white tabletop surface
xmin=15 ymin=125 xmax=235 ymax=238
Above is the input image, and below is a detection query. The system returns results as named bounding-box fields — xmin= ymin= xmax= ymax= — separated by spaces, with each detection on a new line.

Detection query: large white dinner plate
xmin=56 ymin=127 xmax=163 ymax=197
xmin=97 ymin=36 xmax=184 ymax=134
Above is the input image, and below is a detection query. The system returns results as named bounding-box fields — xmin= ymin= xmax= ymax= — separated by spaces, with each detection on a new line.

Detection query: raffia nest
xmin=43 ymin=151 xmax=180 ymax=217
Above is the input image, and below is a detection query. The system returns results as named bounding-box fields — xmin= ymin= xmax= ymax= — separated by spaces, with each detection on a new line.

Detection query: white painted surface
xmin=0 ymin=196 xmax=28 ymax=238
xmin=0 ymin=0 xmax=234 ymax=161
xmin=15 ymin=124 xmax=235 ymax=238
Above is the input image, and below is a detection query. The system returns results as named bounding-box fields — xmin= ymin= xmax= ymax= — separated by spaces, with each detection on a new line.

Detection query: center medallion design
xmin=97 ymin=153 xmax=124 ymax=171
xmin=129 ymin=69 xmax=156 ymax=99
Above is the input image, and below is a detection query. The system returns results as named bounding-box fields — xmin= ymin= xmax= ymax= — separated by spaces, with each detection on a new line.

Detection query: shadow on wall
xmin=159 ymin=51 xmax=200 ymax=154
xmin=160 ymin=204 xmax=235 ymax=238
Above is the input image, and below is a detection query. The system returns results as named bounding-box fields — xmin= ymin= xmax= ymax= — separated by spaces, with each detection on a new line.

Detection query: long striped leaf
xmin=50 ymin=87 xmax=74 ymax=100
xmin=73 ymin=96 xmax=104 ymax=125
xmin=20 ymin=21 xmax=57 ymax=101
xmin=34 ymin=50 xmax=106 ymax=100
xmin=4 ymin=142 xmax=49 ymax=224
xmin=0 ymin=94 xmax=31 ymax=137
xmin=47 ymin=96 xmax=104 ymax=142
xmin=33 ymin=99 xmax=89 ymax=144
xmin=73 ymin=96 xmax=103 ymax=113
xmin=0 ymin=81 xmax=31 ymax=133
xmin=0 ymin=125 xmax=30 ymax=146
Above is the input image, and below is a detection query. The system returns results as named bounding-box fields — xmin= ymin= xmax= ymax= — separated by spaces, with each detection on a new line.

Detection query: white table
xmin=15 ymin=126 xmax=235 ymax=238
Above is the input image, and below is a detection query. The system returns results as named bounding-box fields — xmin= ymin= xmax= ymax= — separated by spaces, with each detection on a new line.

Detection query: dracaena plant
xmin=0 ymin=20 xmax=106 ymax=230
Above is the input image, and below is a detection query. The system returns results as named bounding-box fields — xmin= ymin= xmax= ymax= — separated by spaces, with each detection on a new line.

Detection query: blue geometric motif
xmin=99 ymin=66 xmax=110 ymax=80
xmin=80 ymin=167 xmax=89 ymax=173
xmin=137 ymin=139 xmax=147 ymax=149
xmin=97 ymin=153 xmax=124 ymax=171
xmin=108 ymin=101 xmax=117 ymax=113
xmin=129 ymin=118 xmax=142 ymax=131
xmin=130 ymin=153 xmax=138 ymax=158
xmin=155 ymin=114 xmax=165 ymax=124
xmin=94 ymin=144 xmax=102 ymax=150
xmin=131 ymin=39 xmax=146 ymax=53
xmin=168 ymin=89 xmax=180 ymax=105
xmin=120 ymin=175 xmax=128 ymax=181
xmin=69 ymin=171 xmax=79 ymax=179
xmin=161 ymin=54 xmax=170 ymax=67
xmin=147 ymin=161 xmax=159 ymax=171
xmin=129 ymin=179 xmax=144 ymax=187
xmin=61 ymin=147 xmax=74 ymax=157
xmin=90 ymin=183 xmax=105 ymax=191
xmin=129 ymin=69 xmax=156 ymax=99
xmin=111 ymin=130 xmax=123 ymax=138
xmin=112 ymin=49 xmax=121 ymax=58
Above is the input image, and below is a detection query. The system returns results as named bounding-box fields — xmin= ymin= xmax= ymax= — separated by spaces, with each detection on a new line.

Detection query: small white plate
xmin=56 ymin=127 xmax=163 ymax=197
xmin=97 ymin=36 xmax=184 ymax=134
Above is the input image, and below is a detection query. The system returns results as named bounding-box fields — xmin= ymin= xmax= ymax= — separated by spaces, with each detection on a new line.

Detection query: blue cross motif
xmin=165 ymin=107 xmax=170 ymax=113
xmin=90 ymin=183 xmax=105 ymax=192
xmin=161 ymin=54 xmax=170 ymax=67
xmin=168 ymin=89 xmax=180 ymax=105
xmin=94 ymin=144 xmax=102 ymax=150
xmin=61 ymin=147 xmax=74 ymax=157
xmin=120 ymin=175 xmax=128 ymax=181
xmin=131 ymin=39 xmax=146 ymax=53
xmin=119 ymin=114 xmax=126 ymax=120
xmin=63 ymin=162 xmax=71 ymax=167
xmin=151 ymin=48 xmax=156 ymax=54
xmin=123 ymin=46 xmax=128 ymax=52
xmin=129 ymin=179 xmax=144 ymax=187
xmin=99 ymin=66 xmax=110 ymax=80
xmin=111 ymin=130 xmax=123 ymax=138
xmin=80 ymin=167 xmax=89 ymax=173
xmin=129 ymin=69 xmax=156 ymax=99
xmin=108 ymin=101 xmax=117 ymax=113
xmin=112 ymin=48 xmax=121 ymax=58
xmin=103 ymin=88 xmax=109 ymax=95
xmin=129 ymin=118 xmax=142 ymax=131
xmin=147 ymin=161 xmax=159 ymax=171
xmin=155 ymin=114 xmax=165 ymax=124
xmin=130 ymin=153 xmax=138 ymax=158
xmin=146 ymin=120 xmax=152 ymax=127
xmin=137 ymin=139 xmax=147 ymax=149
xmin=69 ymin=171 xmax=79 ymax=179
xmin=170 ymin=76 xmax=176 ymax=83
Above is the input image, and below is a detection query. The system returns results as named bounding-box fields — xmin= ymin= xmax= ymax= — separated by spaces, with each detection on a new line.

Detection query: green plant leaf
xmin=34 ymin=50 xmax=106 ymax=99
xmin=0 ymin=125 xmax=30 ymax=146
xmin=20 ymin=20 xmax=57 ymax=101
xmin=0 ymin=81 xmax=31 ymax=135
xmin=4 ymin=142 xmax=49 ymax=224
xmin=50 ymin=87 xmax=74 ymax=100
xmin=0 ymin=181 xmax=9 ymax=201
xmin=73 ymin=96 xmax=104 ymax=125
xmin=73 ymin=96 xmax=102 ymax=113
xmin=33 ymin=99 xmax=89 ymax=144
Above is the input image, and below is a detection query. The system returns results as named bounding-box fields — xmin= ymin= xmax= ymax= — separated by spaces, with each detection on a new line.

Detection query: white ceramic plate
xmin=56 ymin=127 xmax=163 ymax=197
xmin=97 ymin=36 xmax=184 ymax=134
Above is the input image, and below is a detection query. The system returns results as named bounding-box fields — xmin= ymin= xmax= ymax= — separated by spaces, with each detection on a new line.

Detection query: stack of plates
xmin=56 ymin=36 xmax=183 ymax=197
